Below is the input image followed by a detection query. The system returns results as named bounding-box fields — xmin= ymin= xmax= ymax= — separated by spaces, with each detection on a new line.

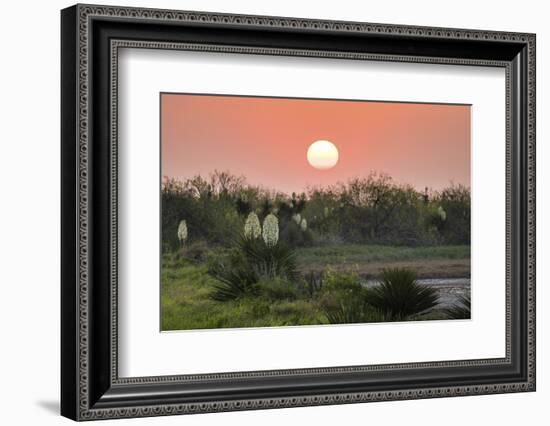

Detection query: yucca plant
xmin=237 ymin=235 xmax=298 ymax=281
xmin=209 ymin=262 xmax=259 ymax=301
xmin=365 ymin=268 xmax=439 ymax=321
xmin=443 ymin=294 xmax=471 ymax=319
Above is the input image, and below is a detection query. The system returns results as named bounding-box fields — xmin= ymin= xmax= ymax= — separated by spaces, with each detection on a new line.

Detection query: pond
xmin=363 ymin=278 xmax=471 ymax=308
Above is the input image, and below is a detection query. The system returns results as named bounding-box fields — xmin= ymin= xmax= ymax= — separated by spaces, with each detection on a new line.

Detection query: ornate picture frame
xmin=61 ymin=4 xmax=535 ymax=421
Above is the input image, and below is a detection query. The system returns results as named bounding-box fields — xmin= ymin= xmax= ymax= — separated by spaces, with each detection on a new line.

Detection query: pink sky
xmin=161 ymin=93 xmax=470 ymax=194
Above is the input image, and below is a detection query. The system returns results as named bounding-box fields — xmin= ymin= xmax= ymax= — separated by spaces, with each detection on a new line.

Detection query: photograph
xmin=160 ymin=93 xmax=472 ymax=331
xmin=57 ymin=3 xmax=536 ymax=421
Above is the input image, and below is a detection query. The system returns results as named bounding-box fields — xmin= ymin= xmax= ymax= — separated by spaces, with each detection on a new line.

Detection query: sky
xmin=161 ymin=93 xmax=470 ymax=194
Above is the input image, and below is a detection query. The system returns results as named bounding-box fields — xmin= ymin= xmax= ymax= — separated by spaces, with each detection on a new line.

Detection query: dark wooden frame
xmin=61 ymin=4 xmax=536 ymax=421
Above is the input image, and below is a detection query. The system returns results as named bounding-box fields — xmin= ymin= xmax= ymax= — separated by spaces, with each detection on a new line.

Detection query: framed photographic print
xmin=61 ymin=4 xmax=536 ymax=421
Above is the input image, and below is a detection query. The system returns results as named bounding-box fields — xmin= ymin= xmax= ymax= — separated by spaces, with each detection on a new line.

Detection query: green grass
xmin=161 ymin=255 xmax=325 ymax=331
xmin=296 ymin=244 xmax=470 ymax=263
xmin=161 ymin=244 xmax=471 ymax=330
xmin=295 ymin=244 xmax=470 ymax=278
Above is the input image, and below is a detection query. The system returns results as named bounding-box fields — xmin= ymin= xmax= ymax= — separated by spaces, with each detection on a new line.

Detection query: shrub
xmin=324 ymin=301 xmax=386 ymax=324
xmin=365 ymin=268 xmax=439 ymax=321
xmin=255 ymin=277 xmax=298 ymax=301
xmin=179 ymin=239 xmax=210 ymax=262
xmin=443 ymin=294 xmax=471 ymax=319
xmin=280 ymin=220 xmax=314 ymax=247
xmin=269 ymin=300 xmax=326 ymax=325
xmin=317 ymin=269 xmax=388 ymax=324
xmin=432 ymin=184 xmax=471 ymax=245
xmin=161 ymin=175 xmax=245 ymax=251
xmin=322 ymin=269 xmax=364 ymax=295
xmin=300 ymin=271 xmax=324 ymax=298
xmin=318 ymin=270 xmax=368 ymax=322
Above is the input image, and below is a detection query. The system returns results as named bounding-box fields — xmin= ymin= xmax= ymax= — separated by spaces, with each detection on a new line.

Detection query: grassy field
xmin=296 ymin=244 xmax=470 ymax=278
xmin=161 ymin=255 xmax=326 ymax=331
xmin=161 ymin=244 xmax=469 ymax=331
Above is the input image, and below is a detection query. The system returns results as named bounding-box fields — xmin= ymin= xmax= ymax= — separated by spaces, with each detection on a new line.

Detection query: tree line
xmin=162 ymin=170 xmax=470 ymax=252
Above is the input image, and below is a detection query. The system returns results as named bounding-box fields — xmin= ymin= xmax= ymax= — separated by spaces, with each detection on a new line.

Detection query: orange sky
xmin=161 ymin=93 xmax=470 ymax=194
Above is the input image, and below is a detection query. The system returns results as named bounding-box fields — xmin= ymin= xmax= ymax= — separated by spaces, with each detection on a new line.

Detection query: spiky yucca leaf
xmin=443 ymin=294 xmax=471 ymax=319
xmin=209 ymin=263 xmax=259 ymax=301
xmin=365 ymin=268 xmax=439 ymax=321
xmin=237 ymin=236 xmax=298 ymax=281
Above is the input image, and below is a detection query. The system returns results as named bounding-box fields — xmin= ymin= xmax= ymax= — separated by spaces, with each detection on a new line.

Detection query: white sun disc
xmin=307 ymin=140 xmax=339 ymax=170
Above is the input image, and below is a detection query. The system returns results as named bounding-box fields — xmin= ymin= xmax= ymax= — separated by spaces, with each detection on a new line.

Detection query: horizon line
xmin=162 ymin=172 xmax=471 ymax=196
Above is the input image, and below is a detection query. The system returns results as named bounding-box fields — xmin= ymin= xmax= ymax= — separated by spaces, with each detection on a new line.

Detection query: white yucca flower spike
xmin=292 ymin=213 xmax=301 ymax=225
xmin=300 ymin=218 xmax=307 ymax=232
xmin=244 ymin=212 xmax=261 ymax=239
xmin=437 ymin=206 xmax=447 ymax=221
xmin=177 ymin=220 xmax=188 ymax=244
xmin=324 ymin=206 xmax=330 ymax=218
xmin=262 ymin=213 xmax=279 ymax=247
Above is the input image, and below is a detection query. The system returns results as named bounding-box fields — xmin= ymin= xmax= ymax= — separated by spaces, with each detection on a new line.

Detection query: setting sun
xmin=307 ymin=140 xmax=339 ymax=170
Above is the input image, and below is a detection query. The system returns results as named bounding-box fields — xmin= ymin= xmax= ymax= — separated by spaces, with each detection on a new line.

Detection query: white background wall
xmin=0 ymin=0 xmax=546 ymax=424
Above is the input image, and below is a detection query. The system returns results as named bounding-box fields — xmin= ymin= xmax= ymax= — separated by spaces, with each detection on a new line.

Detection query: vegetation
xmin=235 ymin=235 xmax=298 ymax=281
xmin=208 ymin=261 xmax=260 ymax=302
xmin=161 ymin=255 xmax=326 ymax=330
xmin=443 ymin=294 xmax=471 ymax=319
xmin=317 ymin=270 xmax=384 ymax=324
xmin=364 ymin=268 xmax=440 ymax=321
xmin=162 ymin=170 xmax=470 ymax=252
xmin=162 ymin=248 xmax=468 ymax=330
xmin=161 ymin=170 xmax=471 ymax=330
xmin=295 ymin=244 xmax=470 ymax=278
